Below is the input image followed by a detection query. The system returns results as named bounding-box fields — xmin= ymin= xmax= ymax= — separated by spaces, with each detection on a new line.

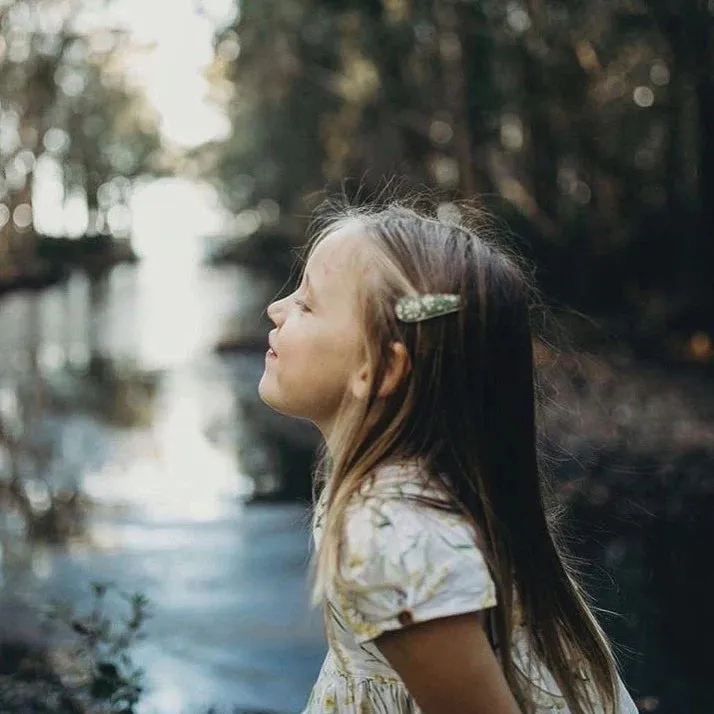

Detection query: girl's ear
xmin=350 ymin=342 xmax=410 ymax=400
xmin=378 ymin=341 xmax=411 ymax=398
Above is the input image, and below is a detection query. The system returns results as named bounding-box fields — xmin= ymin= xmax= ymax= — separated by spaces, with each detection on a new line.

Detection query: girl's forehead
xmin=307 ymin=224 xmax=370 ymax=287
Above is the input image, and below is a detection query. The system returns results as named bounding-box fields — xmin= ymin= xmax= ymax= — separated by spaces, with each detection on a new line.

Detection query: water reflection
xmin=0 ymin=257 xmax=324 ymax=712
xmin=1 ymin=260 xmax=272 ymax=370
xmin=83 ymin=363 xmax=254 ymax=525
xmin=9 ymin=266 xmax=279 ymax=527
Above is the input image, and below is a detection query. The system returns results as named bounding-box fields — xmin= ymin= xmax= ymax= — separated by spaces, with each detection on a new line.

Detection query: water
xmin=0 ymin=261 xmax=325 ymax=713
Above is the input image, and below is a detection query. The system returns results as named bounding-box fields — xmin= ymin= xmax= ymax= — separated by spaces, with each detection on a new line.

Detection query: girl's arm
xmin=375 ymin=611 xmax=523 ymax=714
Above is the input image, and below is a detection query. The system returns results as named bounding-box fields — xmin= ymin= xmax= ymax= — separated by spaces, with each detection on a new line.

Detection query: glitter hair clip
xmin=395 ymin=294 xmax=463 ymax=323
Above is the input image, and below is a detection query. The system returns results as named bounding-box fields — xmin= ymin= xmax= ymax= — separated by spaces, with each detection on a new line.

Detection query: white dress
xmin=301 ymin=463 xmax=638 ymax=714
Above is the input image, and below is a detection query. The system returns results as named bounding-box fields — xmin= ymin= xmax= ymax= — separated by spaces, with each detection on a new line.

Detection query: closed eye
xmin=294 ymin=297 xmax=311 ymax=313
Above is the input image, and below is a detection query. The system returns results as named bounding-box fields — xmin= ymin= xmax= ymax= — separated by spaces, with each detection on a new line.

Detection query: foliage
xmin=45 ymin=581 xmax=151 ymax=714
xmin=0 ymin=0 xmax=164 ymax=274
xmin=202 ymin=0 xmax=714 ymax=354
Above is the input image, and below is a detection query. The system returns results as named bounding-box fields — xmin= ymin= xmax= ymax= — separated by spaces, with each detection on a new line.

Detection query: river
xmin=0 ymin=260 xmax=325 ymax=714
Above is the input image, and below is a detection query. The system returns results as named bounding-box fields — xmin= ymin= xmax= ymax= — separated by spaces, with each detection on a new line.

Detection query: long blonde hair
xmin=308 ymin=199 xmax=620 ymax=714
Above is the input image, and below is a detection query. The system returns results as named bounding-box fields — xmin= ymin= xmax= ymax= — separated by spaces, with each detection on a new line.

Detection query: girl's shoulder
xmin=344 ymin=460 xmax=475 ymax=546
xmin=312 ymin=461 xmax=459 ymax=543
xmin=355 ymin=460 xmax=452 ymax=503
xmin=333 ymin=461 xmax=498 ymax=638
xmin=313 ymin=460 xmax=470 ymax=546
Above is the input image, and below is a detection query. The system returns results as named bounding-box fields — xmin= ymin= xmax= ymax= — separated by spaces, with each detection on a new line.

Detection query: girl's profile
xmin=259 ymin=199 xmax=638 ymax=714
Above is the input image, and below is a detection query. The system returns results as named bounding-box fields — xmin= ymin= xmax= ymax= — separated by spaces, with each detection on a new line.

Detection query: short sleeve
xmin=332 ymin=495 xmax=497 ymax=644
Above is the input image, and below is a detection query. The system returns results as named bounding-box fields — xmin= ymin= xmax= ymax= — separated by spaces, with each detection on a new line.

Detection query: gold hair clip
xmin=395 ymin=294 xmax=463 ymax=323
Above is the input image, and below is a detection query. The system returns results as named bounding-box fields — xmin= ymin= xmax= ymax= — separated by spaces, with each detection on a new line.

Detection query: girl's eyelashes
xmin=294 ymin=297 xmax=311 ymax=313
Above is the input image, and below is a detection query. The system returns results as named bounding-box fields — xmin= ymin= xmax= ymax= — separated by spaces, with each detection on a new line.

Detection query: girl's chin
xmin=258 ymin=378 xmax=287 ymax=413
xmin=257 ymin=384 xmax=312 ymax=421
xmin=257 ymin=375 xmax=274 ymax=405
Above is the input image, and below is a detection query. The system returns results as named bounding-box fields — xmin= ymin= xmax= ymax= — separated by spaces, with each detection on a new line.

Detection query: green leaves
xmin=45 ymin=580 xmax=151 ymax=714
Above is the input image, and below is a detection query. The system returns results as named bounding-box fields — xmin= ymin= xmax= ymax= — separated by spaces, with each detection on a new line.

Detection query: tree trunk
xmin=433 ymin=1 xmax=494 ymax=196
xmin=519 ymin=45 xmax=558 ymax=220
xmin=695 ymin=50 xmax=714 ymax=299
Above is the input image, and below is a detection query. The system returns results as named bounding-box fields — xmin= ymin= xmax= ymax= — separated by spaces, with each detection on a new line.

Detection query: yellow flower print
xmin=348 ymin=551 xmax=366 ymax=569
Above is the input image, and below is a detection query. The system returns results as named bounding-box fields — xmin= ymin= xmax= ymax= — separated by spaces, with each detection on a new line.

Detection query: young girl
xmin=259 ymin=201 xmax=638 ymax=714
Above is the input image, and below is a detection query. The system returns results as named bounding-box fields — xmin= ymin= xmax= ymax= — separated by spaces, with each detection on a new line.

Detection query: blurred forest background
xmin=3 ymin=0 xmax=714 ymax=352
xmin=202 ymin=0 xmax=714 ymax=357
xmin=0 ymin=0 xmax=713 ymax=713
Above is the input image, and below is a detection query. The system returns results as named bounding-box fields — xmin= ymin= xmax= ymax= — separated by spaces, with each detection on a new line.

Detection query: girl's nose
xmin=267 ymin=297 xmax=283 ymax=326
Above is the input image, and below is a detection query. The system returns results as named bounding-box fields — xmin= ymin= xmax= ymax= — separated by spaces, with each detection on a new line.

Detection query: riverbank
xmin=0 ymin=234 xmax=138 ymax=298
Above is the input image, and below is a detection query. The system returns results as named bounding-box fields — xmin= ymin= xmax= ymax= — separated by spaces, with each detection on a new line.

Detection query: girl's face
xmin=259 ymin=225 xmax=369 ymax=437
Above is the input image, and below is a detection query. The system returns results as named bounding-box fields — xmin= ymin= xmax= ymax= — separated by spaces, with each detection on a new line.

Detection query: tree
xmin=202 ymin=0 xmax=714 ymax=350
xmin=0 ymin=0 xmax=164 ymax=279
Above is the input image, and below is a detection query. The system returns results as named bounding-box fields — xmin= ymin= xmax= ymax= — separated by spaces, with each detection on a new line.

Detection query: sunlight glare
xmin=108 ymin=0 xmax=232 ymax=147
xmin=82 ymin=368 xmax=254 ymax=524
xmin=129 ymin=178 xmax=230 ymax=264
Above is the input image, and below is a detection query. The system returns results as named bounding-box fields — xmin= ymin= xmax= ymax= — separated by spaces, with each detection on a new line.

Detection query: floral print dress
xmin=301 ymin=463 xmax=638 ymax=714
